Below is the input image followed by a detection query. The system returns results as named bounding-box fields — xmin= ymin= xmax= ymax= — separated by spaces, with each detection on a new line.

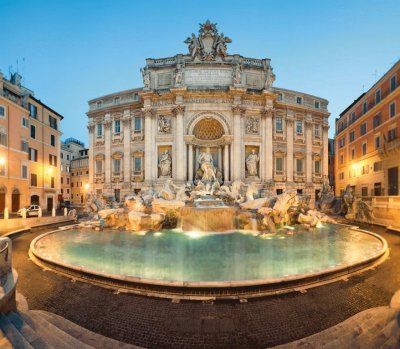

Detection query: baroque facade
xmin=87 ymin=21 xmax=330 ymax=204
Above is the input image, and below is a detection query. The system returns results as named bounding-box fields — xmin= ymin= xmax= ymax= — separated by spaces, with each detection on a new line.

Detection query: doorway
xmin=31 ymin=195 xmax=39 ymax=205
xmin=388 ymin=167 xmax=398 ymax=195
xmin=47 ymin=197 xmax=53 ymax=212
xmin=11 ymin=189 xmax=20 ymax=212
xmin=0 ymin=187 xmax=5 ymax=212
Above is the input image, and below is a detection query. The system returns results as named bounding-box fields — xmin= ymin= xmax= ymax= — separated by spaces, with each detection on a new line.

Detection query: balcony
xmin=112 ymin=133 xmax=123 ymax=144
xmin=131 ymin=173 xmax=144 ymax=182
xmin=274 ymin=172 xmax=286 ymax=182
xmin=131 ymin=130 xmax=144 ymax=141
xmin=112 ymin=172 xmax=123 ymax=183
xmin=313 ymin=173 xmax=322 ymax=183
xmin=294 ymin=172 xmax=305 ymax=183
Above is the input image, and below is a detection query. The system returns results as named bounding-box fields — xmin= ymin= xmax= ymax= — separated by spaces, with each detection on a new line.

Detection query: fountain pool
xmin=30 ymin=224 xmax=387 ymax=299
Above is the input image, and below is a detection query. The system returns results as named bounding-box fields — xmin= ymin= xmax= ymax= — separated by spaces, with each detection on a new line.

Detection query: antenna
xmin=22 ymin=58 xmax=26 ymax=85
xmin=16 ymin=59 xmax=19 ymax=74
xmin=372 ymin=69 xmax=377 ymax=81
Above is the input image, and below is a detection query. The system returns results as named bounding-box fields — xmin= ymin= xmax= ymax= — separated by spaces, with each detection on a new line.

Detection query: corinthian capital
xmin=87 ymin=122 xmax=95 ymax=132
xmin=172 ymin=104 xmax=185 ymax=115
xmin=103 ymin=119 xmax=112 ymax=130
xmin=232 ymin=104 xmax=244 ymax=116
xmin=122 ymin=115 xmax=132 ymax=126
xmin=141 ymin=107 xmax=155 ymax=119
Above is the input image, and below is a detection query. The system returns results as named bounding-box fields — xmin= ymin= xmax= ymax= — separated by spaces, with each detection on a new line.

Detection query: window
xmin=375 ymin=89 xmax=381 ymax=104
xmin=275 ymin=157 xmax=283 ymax=172
xmin=134 ymin=117 xmax=142 ymax=131
xmin=296 ymin=97 xmax=303 ymax=104
xmin=114 ymin=120 xmax=121 ymax=134
xmin=49 ymin=154 xmax=57 ymax=166
xmin=340 ymin=154 xmax=344 ymax=164
xmin=96 ymin=101 xmax=102 ymax=108
xmin=95 ymin=160 xmax=103 ymax=174
xmin=362 ymin=142 xmax=367 ymax=155
xmin=71 ymin=182 xmax=74 ymax=187
xmin=314 ymin=160 xmax=321 ymax=174
xmin=0 ymin=160 xmax=4 ymax=176
xmin=96 ymin=124 xmax=103 ymax=137
xmin=49 ymin=115 xmax=58 ymax=130
xmin=66 ymin=165 xmax=70 ymax=172
xmin=362 ymin=187 xmax=368 ymax=196
xmin=67 ymin=189 xmax=69 ymax=194
xmin=375 ymin=136 xmax=381 ymax=149
xmin=339 ymin=172 xmax=344 ymax=180
xmin=314 ymin=124 xmax=321 ymax=137
xmin=388 ymin=128 xmax=397 ymax=142
xmin=0 ymin=105 xmax=5 ymax=118
xmin=374 ymin=162 xmax=382 ymax=172
xmin=351 ymin=148 xmax=355 ymax=160
xmin=51 ymin=177 xmax=54 ymax=188
xmin=390 ymin=75 xmax=397 ymax=92
xmin=113 ymin=97 xmax=120 ymax=104
xmin=30 ymin=124 xmax=36 ymax=139
xmin=21 ymin=140 xmax=29 ymax=153
xmin=339 ymin=137 xmax=345 ymax=148
xmin=360 ymin=122 xmax=367 ymax=135
xmin=374 ymin=182 xmax=383 ymax=196
xmin=21 ymin=165 xmax=28 ymax=179
xmin=29 ymin=148 xmax=38 ymax=161
xmin=133 ymin=157 xmax=142 ymax=173
xmin=66 ymin=154 xmax=70 ymax=160
xmin=61 ymin=177 xmax=64 ymax=184
xmin=363 ymin=101 xmax=367 ymax=114
xmin=50 ymin=134 xmax=55 ymax=146
xmin=296 ymin=159 xmax=303 ymax=173
xmin=113 ymin=158 xmax=121 ymax=173
xmin=0 ymin=132 xmax=7 ymax=146
xmin=351 ymin=112 xmax=356 ymax=123
xmin=30 ymin=173 xmax=37 ymax=186
xmin=362 ymin=165 xmax=369 ymax=175
xmin=296 ymin=120 xmax=303 ymax=134
xmin=390 ymin=102 xmax=396 ymax=118
xmin=349 ymin=130 xmax=355 ymax=142
xmin=275 ymin=117 xmax=283 ymax=132
xmin=314 ymin=101 xmax=320 ymax=109
xmin=29 ymin=103 xmax=37 ymax=118
xmin=277 ymin=93 xmax=283 ymax=101
xmin=373 ymin=114 xmax=381 ymax=128
xmin=22 ymin=117 xmax=29 ymax=127
xmin=67 ymin=178 xmax=70 ymax=184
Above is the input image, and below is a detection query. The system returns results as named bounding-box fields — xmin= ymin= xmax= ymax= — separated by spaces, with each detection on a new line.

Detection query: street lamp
xmin=84 ymin=183 xmax=90 ymax=191
xmin=0 ymin=157 xmax=5 ymax=176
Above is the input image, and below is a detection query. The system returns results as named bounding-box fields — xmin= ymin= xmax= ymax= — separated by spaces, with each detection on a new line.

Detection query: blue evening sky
xmin=1 ymin=0 xmax=399 ymax=144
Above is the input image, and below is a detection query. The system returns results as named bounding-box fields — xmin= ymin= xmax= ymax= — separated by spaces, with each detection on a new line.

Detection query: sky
xmin=1 ymin=0 xmax=399 ymax=144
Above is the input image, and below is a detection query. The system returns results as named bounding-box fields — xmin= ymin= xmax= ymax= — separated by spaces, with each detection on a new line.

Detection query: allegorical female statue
xmin=159 ymin=150 xmax=172 ymax=177
xmin=246 ymin=149 xmax=260 ymax=176
xmin=197 ymin=148 xmax=217 ymax=181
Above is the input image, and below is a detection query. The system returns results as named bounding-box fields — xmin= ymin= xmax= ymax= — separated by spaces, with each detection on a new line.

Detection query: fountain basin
xmin=30 ymin=224 xmax=387 ymax=299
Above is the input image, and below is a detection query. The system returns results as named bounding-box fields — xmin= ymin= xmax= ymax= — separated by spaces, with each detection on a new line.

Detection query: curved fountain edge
xmin=28 ymin=223 xmax=389 ymax=297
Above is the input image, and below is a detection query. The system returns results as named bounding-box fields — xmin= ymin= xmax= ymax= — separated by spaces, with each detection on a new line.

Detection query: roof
xmin=29 ymin=95 xmax=64 ymax=120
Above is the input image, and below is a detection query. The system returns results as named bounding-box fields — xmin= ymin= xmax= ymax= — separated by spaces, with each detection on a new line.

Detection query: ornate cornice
xmin=141 ymin=107 xmax=155 ymax=118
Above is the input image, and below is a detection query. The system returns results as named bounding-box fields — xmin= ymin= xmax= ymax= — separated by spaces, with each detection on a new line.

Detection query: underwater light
xmin=316 ymin=222 xmax=323 ymax=228
xmin=186 ymin=231 xmax=203 ymax=239
xmin=154 ymin=232 xmax=163 ymax=237
xmin=284 ymin=225 xmax=295 ymax=230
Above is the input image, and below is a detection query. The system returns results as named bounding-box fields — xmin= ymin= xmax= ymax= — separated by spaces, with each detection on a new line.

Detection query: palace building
xmin=87 ymin=21 xmax=330 ymax=204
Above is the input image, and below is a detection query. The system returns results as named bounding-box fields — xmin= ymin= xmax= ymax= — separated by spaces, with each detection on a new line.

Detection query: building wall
xmin=70 ymin=155 xmax=89 ymax=205
xmin=0 ymin=95 xmax=30 ymax=212
xmin=335 ymin=60 xmax=400 ymax=197
xmin=0 ymin=71 xmax=63 ymax=212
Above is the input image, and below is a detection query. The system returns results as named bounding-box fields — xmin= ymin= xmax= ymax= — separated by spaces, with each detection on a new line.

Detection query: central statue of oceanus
xmin=197 ymin=147 xmax=217 ymax=181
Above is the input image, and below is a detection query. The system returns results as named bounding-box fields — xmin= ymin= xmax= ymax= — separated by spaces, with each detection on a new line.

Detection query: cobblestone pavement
xmin=11 ymin=225 xmax=400 ymax=349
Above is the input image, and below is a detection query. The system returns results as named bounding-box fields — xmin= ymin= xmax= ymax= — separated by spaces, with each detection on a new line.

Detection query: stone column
xmin=306 ymin=114 xmax=313 ymax=184
xmin=143 ymin=108 xmax=153 ymax=183
xmin=104 ymin=116 xmax=112 ymax=185
xmin=152 ymin=114 xmax=158 ymax=180
xmin=322 ymin=122 xmax=329 ymax=177
xmin=224 ymin=144 xmax=230 ymax=182
xmin=232 ymin=106 xmax=243 ymax=181
xmin=122 ymin=112 xmax=132 ymax=183
xmin=188 ymin=144 xmax=193 ymax=182
xmin=173 ymin=105 xmax=185 ymax=182
xmin=264 ymin=110 xmax=273 ymax=181
xmin=218 ymin=147 xmax=222 ymax=170
xmin=87 ymin=122 xmax=95 ymax=186
xmin=286 ymin=115 xmax=294 ymax=183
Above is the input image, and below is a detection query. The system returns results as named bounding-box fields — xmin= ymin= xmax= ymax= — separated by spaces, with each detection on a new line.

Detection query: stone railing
xmin=242 ymin=57 xmax=264 ymax=67
xmin=0 ymin=237 xmax=17 ymax=312
xmin=369 ymin=196 xmax=400 ymax=231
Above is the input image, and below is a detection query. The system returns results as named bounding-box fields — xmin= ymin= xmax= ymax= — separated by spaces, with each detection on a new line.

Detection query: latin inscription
xmin=185 ymin=69 xmax=232 ymax=85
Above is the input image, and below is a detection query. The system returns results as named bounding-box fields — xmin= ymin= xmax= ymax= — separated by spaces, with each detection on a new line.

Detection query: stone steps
xmin=0 ymin=310 xmax=140 ymax=349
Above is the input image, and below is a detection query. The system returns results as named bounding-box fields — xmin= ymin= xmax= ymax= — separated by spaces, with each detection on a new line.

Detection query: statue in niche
xmin=233 ymin=63 xmax=242 ymax=85
xmin=158 ymin=115 xmax=171 ymax=134
xmin=140 ymin=67 xmax=151 ymax=89
xmin=264 ymin=65 xmax=275 ymax=90
xmin=246 ymin=117 xmax=259 ymax=134
xmin=197 ymin=147 xmax=217 ymax=181
xmin=174 ymin=63 xmax=184 ymax=86
xmin=158 ymin=150 xmax=172 ymax=177
xmin=246 ymin=149 xmax=260 ymax=177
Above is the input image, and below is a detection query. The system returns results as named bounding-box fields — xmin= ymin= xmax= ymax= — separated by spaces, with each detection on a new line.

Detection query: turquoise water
xmin=33 ymin=225 xmax=384 ymax=283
